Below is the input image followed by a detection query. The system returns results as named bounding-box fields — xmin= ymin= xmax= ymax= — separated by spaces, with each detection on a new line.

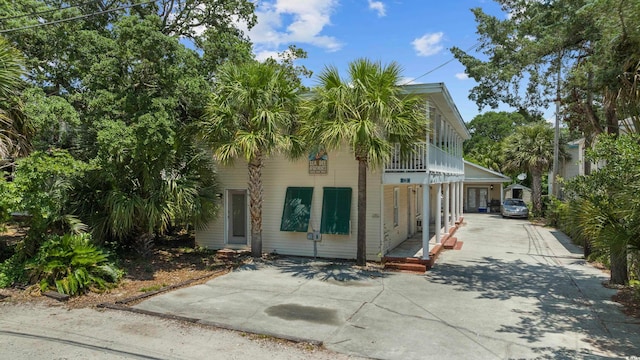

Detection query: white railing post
xmin=435 ymin=183 xmax=442 ymax=244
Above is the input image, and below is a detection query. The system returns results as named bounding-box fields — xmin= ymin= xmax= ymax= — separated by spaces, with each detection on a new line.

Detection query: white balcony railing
xmin=386 ymin=143 xmax=463 ymax=175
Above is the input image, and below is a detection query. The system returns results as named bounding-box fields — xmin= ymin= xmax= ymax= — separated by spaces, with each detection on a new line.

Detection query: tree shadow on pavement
xmin=271 ymin=257 xmax=387 ymax=282
xmin=426 ymin=256 xmax=639 ymax=358
xmin=549 ymin=230 xmax=584 ymax=256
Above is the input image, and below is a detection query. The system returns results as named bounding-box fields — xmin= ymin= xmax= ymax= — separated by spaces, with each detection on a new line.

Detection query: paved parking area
xmin=135 ymin=214 xmax=640 ymax=359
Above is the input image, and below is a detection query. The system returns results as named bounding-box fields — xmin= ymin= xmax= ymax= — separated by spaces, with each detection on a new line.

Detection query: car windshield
xmin=504 ymin=199 xmax=525 ymax=206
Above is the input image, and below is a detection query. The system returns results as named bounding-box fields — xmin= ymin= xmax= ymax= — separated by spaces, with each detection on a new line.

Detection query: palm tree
xmin=302 ymin=58 xmax=425 ymax=266
xmin=0 ymin=37 xmax=30 ymax=160
xmin=200 ymin=60 xmax=301 ymax=258
xmin=503 ymin=123 xmax=556 ymax=216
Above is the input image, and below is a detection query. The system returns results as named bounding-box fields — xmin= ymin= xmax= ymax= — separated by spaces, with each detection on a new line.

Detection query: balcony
xmin=383 ymin=143 xmax=464 ymax=184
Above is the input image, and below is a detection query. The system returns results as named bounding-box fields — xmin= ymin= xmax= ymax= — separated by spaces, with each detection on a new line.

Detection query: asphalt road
xmin=0 ymin=301 xmax=359 ymax=359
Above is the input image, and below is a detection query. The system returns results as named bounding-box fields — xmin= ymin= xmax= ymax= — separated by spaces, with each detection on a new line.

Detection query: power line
xmin=0 ymin=0 xmax=101 ymax=22
xmin=401 ymin=42 xmax=481 ymax=85
xmin=0 ymin=1 xmax=156 ymax=34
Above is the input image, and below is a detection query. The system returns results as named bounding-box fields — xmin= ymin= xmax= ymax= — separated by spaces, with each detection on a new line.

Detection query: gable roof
xmin=463 ymin=160 xmax=511 ymax=183
xmin=505 ymin=183 xmax=532 ymax=191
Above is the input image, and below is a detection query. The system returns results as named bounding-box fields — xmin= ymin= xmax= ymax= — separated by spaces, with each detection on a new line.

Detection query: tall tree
xmin=199 ymin=60 xmax=303 ymax=258
xmin=453 ymin=0 xmax=640 ymax=138
xmin=565 ymin=134 xmax=640 ymax=284
xmin=503 ymin=123 xmax=556 ymax=216
xmin=302 ymin=59 xmax=425 ymax=266
xmin=464 ymin=111 xmax=542 ymax=173
xmin=0 ymin=37 xmax=29 ymax=160
xmin=0 ymin=1 xmax=253 ymax=246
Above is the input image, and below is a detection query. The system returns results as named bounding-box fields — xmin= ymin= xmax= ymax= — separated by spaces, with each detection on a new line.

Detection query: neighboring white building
xmin=196 ymin=83 xmax=470 ymax=261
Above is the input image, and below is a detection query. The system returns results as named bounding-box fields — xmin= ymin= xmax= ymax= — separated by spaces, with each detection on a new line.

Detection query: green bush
xmin=27 ymin=233 xmax=122 ymax=296
xmin=544 ymin=196 xmax=567 ymax=228
xmin=0 ymin=254 xmax=26 ymax=288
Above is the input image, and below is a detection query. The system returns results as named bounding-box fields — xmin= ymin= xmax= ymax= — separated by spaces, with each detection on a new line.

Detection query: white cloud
xmin=368 ymin=0 xmax=386 ymax=17
xmin=398 ymin=77 xmax=418 ymax=85
xmin=412 ymin=32 xmax=444 ymax=57
xmin=455 ymin=72 xmax=469 ymax=80
xmin=244 ymin=0 xmax=342 ymax=57
xmin=254 ymin=50 xmax=282 ymax=62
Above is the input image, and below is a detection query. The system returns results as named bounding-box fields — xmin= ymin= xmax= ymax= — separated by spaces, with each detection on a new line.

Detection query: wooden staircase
xmin=382 ymin=243 xmax=443 ymax=273
xmin=383 ymin=220 xmax=465 ymax=274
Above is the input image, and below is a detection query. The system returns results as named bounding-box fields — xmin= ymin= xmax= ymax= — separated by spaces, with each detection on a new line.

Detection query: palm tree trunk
xmin=357 ymin=158 xmax=367 ymax=266
xmin=248 ymin=155 xmax=263 ymax=258
xmin=610 ymin=243 xmax=629 ymax=285
xmin=531 ymin=167 xmax=543 ymax=216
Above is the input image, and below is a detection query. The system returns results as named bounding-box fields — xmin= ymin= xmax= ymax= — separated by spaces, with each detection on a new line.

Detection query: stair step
xmin=454 ymin=241 xmax=464 ymax=250
xmin=383 ymin=256 xmax=429 ymax=265
xmin=429 ymin=243 xmax=443 ymax=257
xmin=443 ymin=236 xmax=458 ymax=249
xmin=384 ymin=262 xmax=427 ymax=273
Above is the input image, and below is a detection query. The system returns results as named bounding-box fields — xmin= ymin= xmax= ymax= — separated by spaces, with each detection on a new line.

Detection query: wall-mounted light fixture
xmin=490 ymin=184 xmax=494 ymax=190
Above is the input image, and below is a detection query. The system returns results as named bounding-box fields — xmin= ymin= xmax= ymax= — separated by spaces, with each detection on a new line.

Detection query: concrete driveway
xmin=135 ymin=214 xmax=640 ymax=359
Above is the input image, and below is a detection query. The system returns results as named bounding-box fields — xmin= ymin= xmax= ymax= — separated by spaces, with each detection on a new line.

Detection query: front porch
xmin=382 ymin=217 xmax=464 ymax=273
xmin=383 ymin=143 xmax=464 ymax=185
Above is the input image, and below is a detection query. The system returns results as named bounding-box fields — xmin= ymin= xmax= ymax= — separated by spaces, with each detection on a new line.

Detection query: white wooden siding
xmin=382 ymin=184 xmax=411 ymax=254
xmin=196 ymin=147 xmax=384 ymax=261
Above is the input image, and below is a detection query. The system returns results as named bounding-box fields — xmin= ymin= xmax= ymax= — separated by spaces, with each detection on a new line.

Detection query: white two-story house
xmin=196 ymin=83 xmax=470 ymax=262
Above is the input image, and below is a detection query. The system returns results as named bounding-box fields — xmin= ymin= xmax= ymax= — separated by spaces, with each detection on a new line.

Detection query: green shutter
xmin=320 ymin=187 xmax=352 ymax=235
xmin=280 ymin=187 xmax=313 ymax=232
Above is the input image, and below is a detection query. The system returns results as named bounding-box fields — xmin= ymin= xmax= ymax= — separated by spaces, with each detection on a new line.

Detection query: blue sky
xmin=239 ymin=0 xmax=534 ymax=124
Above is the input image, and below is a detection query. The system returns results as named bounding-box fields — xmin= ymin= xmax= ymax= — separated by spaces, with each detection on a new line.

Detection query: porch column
xmin=452 ymin=181 xmax=457 ymax=224
xmin=422 ymin=176 xmax=431 ymax=260
xmin=459 ymin=181 xmax=464 ymax=217
xmin=435 ymin=182 xmax=442 ymax=244
xmin=444 ymin=182 xmax=450 ymax=233
xmin=500 ymin=183 xmax=504 ymax=204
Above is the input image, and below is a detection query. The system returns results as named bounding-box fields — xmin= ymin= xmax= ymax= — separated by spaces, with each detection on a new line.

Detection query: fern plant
xmin=27 ymin=233 xmax=122 ymax=296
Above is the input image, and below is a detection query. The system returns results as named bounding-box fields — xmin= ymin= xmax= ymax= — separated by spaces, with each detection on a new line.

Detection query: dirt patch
xmin=612 ymin=286 xmax=640 ymax=319
xmin=0 ymin=244 xmax=250 ymax=309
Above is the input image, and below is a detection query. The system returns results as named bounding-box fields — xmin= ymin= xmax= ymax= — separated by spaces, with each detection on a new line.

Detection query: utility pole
xmin=552 ymin=52 xmax=561 ymax=198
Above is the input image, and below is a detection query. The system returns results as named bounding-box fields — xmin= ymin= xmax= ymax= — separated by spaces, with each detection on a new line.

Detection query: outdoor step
xmin=454 ymin=241 xmax=464 ymax=250
xmin=383 ymin=262 xmax=427 ymax=273
xmin=382 ymin=256 xmax=430 ymax=265
xmin=443 ymin=236 xmax=458 ymax=249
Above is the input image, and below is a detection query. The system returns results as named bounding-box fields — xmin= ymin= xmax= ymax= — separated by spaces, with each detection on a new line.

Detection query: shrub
xmin=0 ymin=254 xmax=26 ymax=288
xmin=26 ymin=233 xmax=122 ymax=296
xmin=544 ymin=196 xmax=567 ymax=228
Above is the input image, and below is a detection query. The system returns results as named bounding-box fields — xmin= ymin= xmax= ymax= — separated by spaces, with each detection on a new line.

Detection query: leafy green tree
xmin=465 ymin=142 xmax=505 ymax=173
xmin=503 ymin=123 xmax=556 ymax=216
xmin=0 ymin=0 xmax=256 ymax=94
xmin=0 ymin=2 xmax=254 ymax=247
xmin=302 ymin=59 xmax=426 ymax=266
xmin=453 ymin=0 xmax=640 ymax=154
xmin=464 ymin=111 xmax=543 ymax=173
xmin=22 ymin=87 xmax=80 ymax=151
xmin=199 ymin=60 xmax=303 ymax=258
xmin=10 ymin=149 xmax=91 ymax=258
xmin=565 ymin=134 xmax=640 ymax=284
xmin=0 ymin=37 xmax=30 ymax=160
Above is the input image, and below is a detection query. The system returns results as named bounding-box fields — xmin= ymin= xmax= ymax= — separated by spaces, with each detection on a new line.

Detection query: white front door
xmin=227 ymin=190 xmax=248 ymax=245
